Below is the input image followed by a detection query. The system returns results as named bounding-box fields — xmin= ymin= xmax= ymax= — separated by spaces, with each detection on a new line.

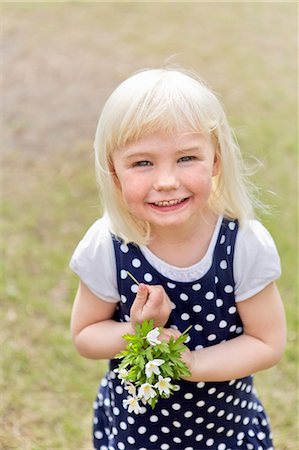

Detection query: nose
xmin=153 ymin=167 xmax=180 ymax=191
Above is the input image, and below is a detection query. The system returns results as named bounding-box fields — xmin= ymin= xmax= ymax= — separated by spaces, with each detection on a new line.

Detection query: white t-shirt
xmin=69 ymin=215 xmax=281 ymax=303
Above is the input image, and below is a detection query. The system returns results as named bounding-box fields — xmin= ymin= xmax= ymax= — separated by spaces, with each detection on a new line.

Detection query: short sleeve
xmin=234 ymin=220 xmax=281 ymax=302
xmin=69 ymin=216 xmax=120 ymax=303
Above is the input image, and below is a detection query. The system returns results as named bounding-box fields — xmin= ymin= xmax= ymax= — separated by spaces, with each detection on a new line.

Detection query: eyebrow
xmin=123 ymin=146 xmax=203 ymax=160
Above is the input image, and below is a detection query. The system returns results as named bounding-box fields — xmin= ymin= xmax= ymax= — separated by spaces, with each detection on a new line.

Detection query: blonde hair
xmin=94 ymin=67 xmax=258 ymax=245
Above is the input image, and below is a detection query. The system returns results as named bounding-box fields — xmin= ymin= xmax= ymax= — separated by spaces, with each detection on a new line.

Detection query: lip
xmin=148 ymin=197 xmax=190 ymax=211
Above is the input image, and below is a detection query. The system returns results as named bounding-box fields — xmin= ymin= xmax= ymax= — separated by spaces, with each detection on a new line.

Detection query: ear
xmin=212 ymin=151 xmax=220 ymax=177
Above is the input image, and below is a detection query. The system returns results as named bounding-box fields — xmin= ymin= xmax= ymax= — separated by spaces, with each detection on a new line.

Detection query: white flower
xmin=146 ymin=327 xmax=161 ymax=346
xmin=124 ymin=382 xmax=136 ymax=396
xmin=145 ymin=359 xmax=165 ymax=378
xmin=123 ymin=396 xmax=142 ymax=414
xmin=138 ymin=383 xmax=157 ymax=401
xmin=114 ymin=368 xmax=129 ymax=383
xmin=155 ymin=375 xmax=172 ymax=395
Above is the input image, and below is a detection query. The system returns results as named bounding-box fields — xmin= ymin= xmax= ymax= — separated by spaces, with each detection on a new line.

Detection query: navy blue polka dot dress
xmin=93 ymin=219 xmax=273 ymax=450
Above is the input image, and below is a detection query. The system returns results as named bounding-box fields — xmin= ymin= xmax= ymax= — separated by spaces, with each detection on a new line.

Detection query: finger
xmin=133 ymin=283 xmax=149 ymax=307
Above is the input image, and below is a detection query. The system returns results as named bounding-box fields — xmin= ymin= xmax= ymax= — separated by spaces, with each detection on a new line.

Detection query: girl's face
xmin=112 ymin=131 xmax=219 ymax=235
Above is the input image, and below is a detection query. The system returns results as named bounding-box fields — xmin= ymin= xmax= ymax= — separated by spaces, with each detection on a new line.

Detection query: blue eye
xmin=178 ymin=156 xmax=196 ymax=163
xmin=133 ymin=160 xmax=152 ymax=167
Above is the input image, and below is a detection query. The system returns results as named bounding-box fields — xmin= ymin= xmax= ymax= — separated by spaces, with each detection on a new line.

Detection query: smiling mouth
xmin=152 ymin=198 xmax=188 ymax=207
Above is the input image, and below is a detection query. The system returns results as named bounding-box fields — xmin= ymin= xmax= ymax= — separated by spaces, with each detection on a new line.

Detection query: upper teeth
xmin=154 ymin=199 xmax=184 ymax=206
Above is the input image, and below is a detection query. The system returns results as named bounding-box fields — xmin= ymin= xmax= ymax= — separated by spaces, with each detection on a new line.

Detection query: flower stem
xmin=127 ymin=271 xmax=140 ymax=285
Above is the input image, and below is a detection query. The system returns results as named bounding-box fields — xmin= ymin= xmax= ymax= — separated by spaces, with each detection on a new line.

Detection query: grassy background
xmin=1 ymin=2 xmax=298 ymax=449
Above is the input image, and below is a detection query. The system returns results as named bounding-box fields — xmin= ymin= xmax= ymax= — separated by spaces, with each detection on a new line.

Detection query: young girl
xmin=70 ymin=68 xmax=286 ymax=450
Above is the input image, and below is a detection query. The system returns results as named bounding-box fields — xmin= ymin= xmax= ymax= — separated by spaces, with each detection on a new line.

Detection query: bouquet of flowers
xmin=115 ymin=319 xmax=191 ymax=414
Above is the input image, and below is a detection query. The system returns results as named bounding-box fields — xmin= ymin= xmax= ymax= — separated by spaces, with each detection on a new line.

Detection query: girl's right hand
xmin=130 ymin=283 xmax=172 ymax=328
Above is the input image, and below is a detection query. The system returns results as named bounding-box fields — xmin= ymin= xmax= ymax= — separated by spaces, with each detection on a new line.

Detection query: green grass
xmin=1 ymin=2 xmax=298 ymax=449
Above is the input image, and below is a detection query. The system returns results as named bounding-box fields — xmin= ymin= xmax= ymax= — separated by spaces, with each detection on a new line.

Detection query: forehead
xmin=119 ymin=131 xmax=215 ymax=155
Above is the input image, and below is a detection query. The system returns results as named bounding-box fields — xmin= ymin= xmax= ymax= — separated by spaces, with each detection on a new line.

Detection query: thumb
xmin=134 ymin=283 xmax=149 ymax=305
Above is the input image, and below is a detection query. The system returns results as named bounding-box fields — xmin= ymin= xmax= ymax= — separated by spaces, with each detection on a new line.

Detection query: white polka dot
xmin=197 ymin=381 xmax=205 ymax=388
xmin=217 ymin=426 xmax=225 ymax=433
xmin=205 ymin=291 xmax=214 ymax=300
xmin=206 ymin=439 xmax=214 ymax=446
xmin=172 ymin=403 xmax=181 ymax=410
xmin=173 ymin=421 xmax=181 ymax=428
xmin=216 ymin=298 xmax=223 ymax=307
xmin=220 ymin=260 xmax=227 ymax=269
xmin=196 ymin=400 xmax=205 ymax=407
xmin=104 ymin=398 xmax=110 ymax=407
xmin=161 ymin=409 xmax=169 ymax=416
xmin=115 ymin=386 xmax=123 ymax=394
xmin=219 ymin=320 xmax=227 ymax=328
xmin=149 ymin=434 xmax=158 ymax=442
xmin=220 ymin=235 xmax=226 ymax=244
xmin=113 ymin=407 xmax=120 ymax=415
xmin=173 ymin=437 xmax=182 ymax=443
xmin=167 ymin=282 xmax=176 ymax=288
xmin=224 ymin=284 xmax=234 ymax=293
xmin=144 ymin=272 xmax=153 ymax=282
xmin=120 ymin=270 xmax=128 ymax=280
xmin=181 ymin=313 xmax=190 ymax=320
xmin=243 ymin=417 xmax=250 ymax=425
xmin=228 ymin=221 xmax=236 ymax=230
xmin=195 ymin=344 xmax=203 ymax=350
xmin=193 ymin=304 xmax=202 ymax=313
xmin=248 ymin=429 xmax=255 ymax=437
xmin=217 ymin=410 xmax=225 ymax=417
xmin=132 ymin=258 xmax=141 ymax=268
xmin=149 ymin=415 xmax=159 ymax=422
xmin=257 ymin=431 xmax=266 ymax=440
xmin=195 ymin=417 xmax=204 ymax=424
xmin=226 ymin=412 xmax=234 ymax=420
xmin=207 ymin=406 xmax=216 ymax=413
xmin=217 ymin=391 xmax=225 ymax=399
xmin=117 ymin=443 xmax=125 ymax=450
xmin=94 ymin=431 xmax=103 ymax=439
xmin=218 ymin=444 xmax=226 ymax=450
xmin=185 ymin=429 xmax=193 ymax=436
xmin=184 ymin=411 xmax=193 ymax=418
xmin=120 ymin=295 xmax=127 ymax=303
xmin=192 ymin=283 xmax=201 ymax=291
xmin=228 ymin=306 xmax=236 ymax=314
xmin=208 ymin=387 xmax=216 ymax=395
xmin=120 ymin=244 xmax=129 ymax=253
xmin=206 ymin=423 xmax=215 ymax=429
xmin=124 ymin=314 xmax=130 ymax=322
xmin=207 ymin=334 xmax=217 ymax=341
xmin=236 ymin=326 xmax=243 ymax=334
xmin=229 ymin=325 xmax=237 ymax=332
xmin=161 ymin=445 xmax=169 ymax=450
xmin=206 ymin=313 xmax=215 ymax=321
xmin=161 ymin=426 xmax=170 ymax=433
xmin=127 ymin=416 xmax=135 ymax=424
xmin=120 ymin=421 xmax=127 ymax=430
xmin=226 ymin=245 xmax=231 ymax=255
xmin=235 ymin=415 xmax=242 ymax=423
xmin=195 ymin=324 xmax=203 ymax=331
xmin=130 ymin=284 xmax=138 ymax=293
xmin=138 ymin=426 xmax=147 ymax=434
xmin=171 ymin=301 xmax=176 ymax=310
xmin=195 ymin=434 xmax=203 ymax=441
xmin=226 ymin=395 xmax=233 ymax=403
xmin=237 ymin=432 xmax=245 ymax=440
xmin=180 ymin=293 xmax=189 ymax=301
xmin=215 ymin=276 xmax=219 ymax=284
xmin=127 ymin=436 xmax=135 ymax=444
xmin=226 ymin=429 xmax=234 ymax=437
xmin=184 ymin=393 xmax=193 ymax=399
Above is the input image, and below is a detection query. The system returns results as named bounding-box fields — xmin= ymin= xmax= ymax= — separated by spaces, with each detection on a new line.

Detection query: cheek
xmin=117 ymin=174 xmax=144 ymax=205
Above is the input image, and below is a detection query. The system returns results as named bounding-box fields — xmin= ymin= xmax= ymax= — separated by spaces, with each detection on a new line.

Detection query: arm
xmin=71 ymin=281 xmax=134 ymax=360
xmin=182 ymin=282 xmax=286 ymax=382
xmin=71 ymin=281 xmax=172 ymax=360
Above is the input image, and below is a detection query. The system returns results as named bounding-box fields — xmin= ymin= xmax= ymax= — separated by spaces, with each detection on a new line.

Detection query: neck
xmin=148 ymin=211 xmax=219 ymax=267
